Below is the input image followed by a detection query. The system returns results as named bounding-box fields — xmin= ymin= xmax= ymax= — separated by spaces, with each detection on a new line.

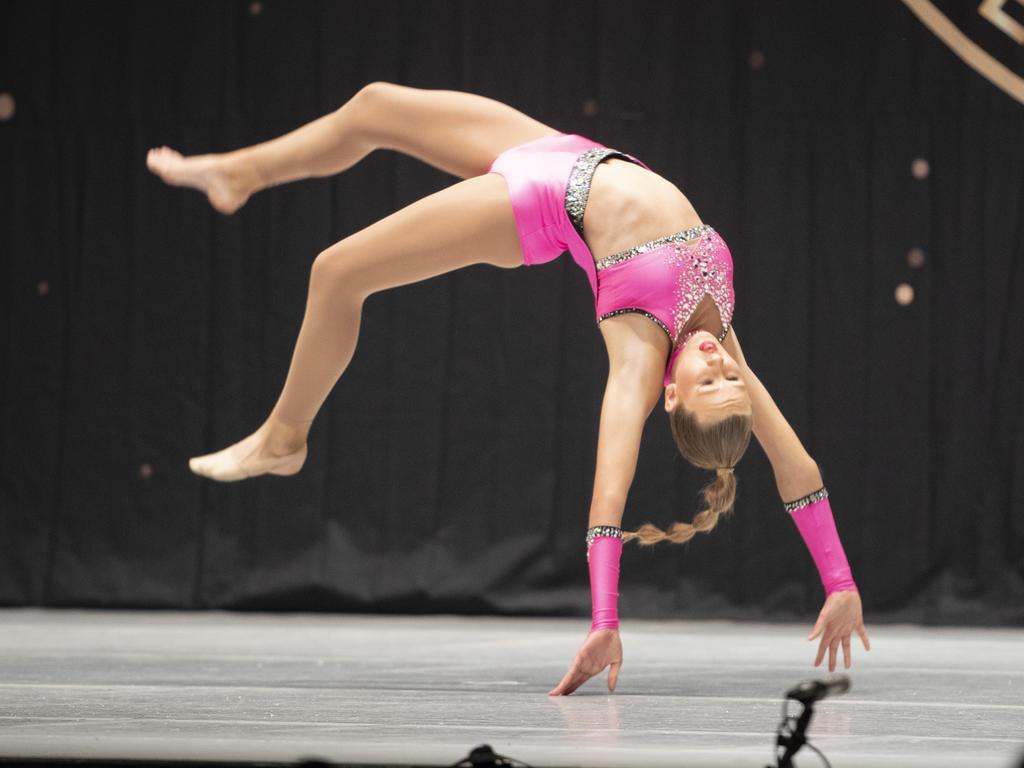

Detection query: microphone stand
xmin=767 ymin=675 xmax=849 ymax=768
xmin=772 ymin=697 xmax=817 ymax=768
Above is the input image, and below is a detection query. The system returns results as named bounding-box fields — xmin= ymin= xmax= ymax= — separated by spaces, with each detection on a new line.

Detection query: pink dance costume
xmin=487 ymin=132 xmax=735 ymax=387
xmin=491 ymin=135 xmax=857 ymax=644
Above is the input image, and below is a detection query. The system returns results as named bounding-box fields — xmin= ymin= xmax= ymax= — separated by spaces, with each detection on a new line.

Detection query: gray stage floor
xmin=0 ymin=609 xmax=1021 ymax=767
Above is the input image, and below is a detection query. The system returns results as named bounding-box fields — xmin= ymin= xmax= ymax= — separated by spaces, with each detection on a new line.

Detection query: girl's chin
xmin=683 ymin=329 xmax=717 ymax=348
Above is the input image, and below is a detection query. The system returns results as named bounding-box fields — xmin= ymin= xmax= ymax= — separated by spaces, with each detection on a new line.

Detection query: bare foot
xmin=146 ymin=146 xmax=258 ymax=215
xmin=188 ymin=423 xmax=307 ymax=482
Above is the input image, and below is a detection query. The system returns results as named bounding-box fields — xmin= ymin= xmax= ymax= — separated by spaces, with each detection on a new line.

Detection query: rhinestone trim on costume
xmin=565 ymin=147 xmax=634 ymax=237
xmin=594 ymin=224 xmax=716 ymax=271
xmin=567 ymin=146 xmax=734 ymax=354
xmin=586 ymin=525 xmax=624 ymax=548
xmin=783 ymin=486 xmax=829 ymax=513
xmin=665 ymin=233 xmax=734 ymax=343
xmin=597 ymin=308 xmax=672 ymax=340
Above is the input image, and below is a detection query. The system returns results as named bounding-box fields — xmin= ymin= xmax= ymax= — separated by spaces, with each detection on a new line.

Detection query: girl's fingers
xmin=608 ymin=661 xmax=620 ymax=692
xmin=552 ymin=677 xmax=579 ymax=696
xmin=553 ymin=662 xmax=598 ymax=696
xmin=857 ymin=624 xmax=871 ymax=650
xmin=549 ymin=664 xmax=579 ymax=696
xmin=814 ymin=635 xmax=828 ymax=666
xmin=811 ymin=615 xmax=872 ymax=671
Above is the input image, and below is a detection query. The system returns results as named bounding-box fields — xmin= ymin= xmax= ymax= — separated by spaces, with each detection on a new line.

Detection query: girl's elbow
xmin=775 ymin=458 xmax=824 ymax=503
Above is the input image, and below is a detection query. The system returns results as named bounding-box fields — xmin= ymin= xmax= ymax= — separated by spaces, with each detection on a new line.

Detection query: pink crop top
xmin=593 ymin=224 xmax=735 ymax=386
xmin=487 ymin=133 xmax=735 ymax=386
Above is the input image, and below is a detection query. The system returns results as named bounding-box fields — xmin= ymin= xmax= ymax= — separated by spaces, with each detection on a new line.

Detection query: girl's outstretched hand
xmin=548 ymin=628 xmax=622 ymax=696
xmin=808 ymin=589 xmax=871 ymax=671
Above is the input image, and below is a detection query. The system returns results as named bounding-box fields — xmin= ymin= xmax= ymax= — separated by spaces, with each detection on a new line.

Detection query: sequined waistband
xmin=594 ymin=224 xmax=716 ymax=271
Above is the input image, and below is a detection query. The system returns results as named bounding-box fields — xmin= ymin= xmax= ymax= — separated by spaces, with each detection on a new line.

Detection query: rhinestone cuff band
xmin=783 ymin=486 xmax=829 ymax=513
xmin=594 ymin=224 xmax=716 ymax=271
xmin=586 ymin=525 xmax=625 ymax=548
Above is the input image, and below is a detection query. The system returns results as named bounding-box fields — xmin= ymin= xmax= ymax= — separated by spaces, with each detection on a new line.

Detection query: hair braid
xmin=623 ymin=469 xmax=738 ymax=546
xmin=622 ymin=407 xmax=750 ymax=547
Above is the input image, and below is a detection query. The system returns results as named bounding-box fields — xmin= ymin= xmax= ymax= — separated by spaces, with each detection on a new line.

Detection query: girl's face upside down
xmin=664 ymin=331 xmax=751 ymax=425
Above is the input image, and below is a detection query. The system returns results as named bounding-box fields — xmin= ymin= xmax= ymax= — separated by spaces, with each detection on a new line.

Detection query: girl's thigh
xmin=359 ymin=83 xmax=561 ymax=179
xmin=318 ymin=172 xmax=526 ymax=298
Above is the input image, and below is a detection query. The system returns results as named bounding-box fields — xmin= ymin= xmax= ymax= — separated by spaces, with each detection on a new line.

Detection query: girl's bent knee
xmin=345 ymin=81 xmax=402 ymax=149
xmin=352 ymin=81 xmax=397 ymax=110
xmin=311 ymin=248 xmax=370 ymax=300
xmin=312 ymin=246 xmax=348 ymax=277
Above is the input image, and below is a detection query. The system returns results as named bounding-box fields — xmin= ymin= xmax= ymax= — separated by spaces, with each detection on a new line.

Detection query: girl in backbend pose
xmin=147 ymin=82 xmax=870 ymax=695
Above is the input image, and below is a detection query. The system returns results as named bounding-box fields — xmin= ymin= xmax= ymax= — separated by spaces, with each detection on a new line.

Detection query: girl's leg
xmin=147 ymin=82 xmax=559 ymax=213
xmin=188 ymin=172 xmax=524 ymax=481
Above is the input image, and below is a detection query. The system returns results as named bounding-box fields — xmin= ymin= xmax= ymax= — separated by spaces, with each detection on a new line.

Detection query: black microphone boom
xmin=786 ymin=674 xmax=851 ymax=705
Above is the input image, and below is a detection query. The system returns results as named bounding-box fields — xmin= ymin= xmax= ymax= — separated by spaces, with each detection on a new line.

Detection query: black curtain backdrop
xmin=1 ymin=1 xmax=1022 ymax=624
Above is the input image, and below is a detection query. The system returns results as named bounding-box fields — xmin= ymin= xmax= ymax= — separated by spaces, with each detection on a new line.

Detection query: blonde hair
xmin=623 ymin=406 xmax=752 ymax=547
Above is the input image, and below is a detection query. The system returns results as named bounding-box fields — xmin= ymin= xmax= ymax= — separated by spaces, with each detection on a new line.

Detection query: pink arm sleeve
xmin=588 ymin=535 xmax=623 ymax=631
xmin=786 ymin=488 xmax=858 ymax=597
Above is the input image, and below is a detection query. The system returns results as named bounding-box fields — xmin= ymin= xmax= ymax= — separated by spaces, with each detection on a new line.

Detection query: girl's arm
xmin=724 ymin=327 xmax=868 ymax=672
xmin=589 ymin=317 xmax=666 ymax=527
xmin=588 ymin=365 xmax=663 ymax=527
xmin=547 ymin=319 xmax=664 ymax=697
xmin=724 ymin=326 xmax=856 ymax=594
xmin=722 ymin=328 xmax=824 ymax=500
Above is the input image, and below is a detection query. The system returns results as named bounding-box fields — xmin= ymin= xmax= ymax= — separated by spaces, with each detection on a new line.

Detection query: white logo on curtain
xmin=902 ymin=0 xmax=1024 ymax=104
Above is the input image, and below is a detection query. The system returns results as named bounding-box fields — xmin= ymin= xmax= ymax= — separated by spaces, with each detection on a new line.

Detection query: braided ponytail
xmin=623 ymin=408 xmax=751 ymax=547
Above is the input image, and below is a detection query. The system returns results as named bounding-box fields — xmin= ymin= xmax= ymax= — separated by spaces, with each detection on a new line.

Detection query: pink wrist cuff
xmin=786 ymin=488 xmax=858 ymax=597
xmin=588 ymin=535 xmax=623 ymax=631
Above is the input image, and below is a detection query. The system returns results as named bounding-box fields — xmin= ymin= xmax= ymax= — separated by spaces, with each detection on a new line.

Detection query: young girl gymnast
xmin=147 ymin=82 xmax=870 ymax=696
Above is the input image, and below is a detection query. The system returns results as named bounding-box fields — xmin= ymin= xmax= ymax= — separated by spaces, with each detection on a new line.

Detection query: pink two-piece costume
xmin=489 ymin=133 xmax=741 ymax=634
xmin=489 ymin=134 xmax=856 ymax=638
xmin=487 ymin=133 xmax=736 ymax=386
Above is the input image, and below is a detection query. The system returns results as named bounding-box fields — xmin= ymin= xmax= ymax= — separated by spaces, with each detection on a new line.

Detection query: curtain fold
xmin=1 ymin=0 xmax=1021 ymax=624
